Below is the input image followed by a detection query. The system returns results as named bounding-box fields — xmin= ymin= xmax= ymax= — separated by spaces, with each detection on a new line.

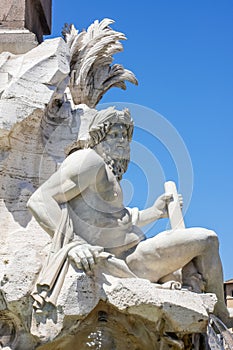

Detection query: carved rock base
xmin=30 ymin=267 xmax=216 ymax=350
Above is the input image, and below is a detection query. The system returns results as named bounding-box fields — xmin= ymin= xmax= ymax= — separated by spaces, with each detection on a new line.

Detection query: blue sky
xmin=46 ymin=1 xmax=233 ymax=280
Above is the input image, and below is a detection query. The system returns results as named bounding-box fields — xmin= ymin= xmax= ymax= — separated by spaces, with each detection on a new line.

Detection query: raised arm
xmin=27 ymin=149 xmax=104 ymax=237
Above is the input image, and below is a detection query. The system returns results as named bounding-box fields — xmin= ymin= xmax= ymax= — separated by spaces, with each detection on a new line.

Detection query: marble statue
xmin=27 ymin=105 xmax=231 ymax=327
xmin=1 ymin=15 xmax=232 ymax=348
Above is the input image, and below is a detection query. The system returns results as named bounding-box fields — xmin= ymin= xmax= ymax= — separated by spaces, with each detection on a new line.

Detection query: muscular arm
xmin=137 ymin=207 xmax=163 ymax=227
xmin=27 ymin=149 xmax=105 ymax=238
xmin=130 ymin=194 xmax=173 ymax=228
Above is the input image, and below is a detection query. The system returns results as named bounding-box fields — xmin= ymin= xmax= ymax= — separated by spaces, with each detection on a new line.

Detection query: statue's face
xmin=99 ymin=123 xmax=130 ymax=160
xmin=93 ymin=123 xmax=131 ymax=179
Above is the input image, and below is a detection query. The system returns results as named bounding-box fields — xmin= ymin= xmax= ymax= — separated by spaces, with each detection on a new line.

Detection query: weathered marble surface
xmin=31 ymin=267 xmax=217 ymax=349
xmin=0 ymin=37 xmax=70 ymax=129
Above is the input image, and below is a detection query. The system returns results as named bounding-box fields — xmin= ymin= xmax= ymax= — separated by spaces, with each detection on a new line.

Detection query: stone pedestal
xmin=0 ymin=0 xmax=52 ymax=54
xmin=0 ymin=29 xmax=38 ymax=54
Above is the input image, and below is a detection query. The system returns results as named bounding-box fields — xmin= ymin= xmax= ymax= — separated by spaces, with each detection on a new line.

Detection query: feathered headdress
xmin=62 ymin=18 xmax=138 ymax=108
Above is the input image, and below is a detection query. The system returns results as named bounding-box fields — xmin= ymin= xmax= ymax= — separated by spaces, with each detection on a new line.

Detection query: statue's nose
xmin=119 ymin=134 xmax=125 ymax=142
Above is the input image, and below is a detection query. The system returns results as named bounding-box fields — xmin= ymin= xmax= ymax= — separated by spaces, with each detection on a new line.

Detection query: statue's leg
xmin=126 ymin=228 xmax=231 ymax=325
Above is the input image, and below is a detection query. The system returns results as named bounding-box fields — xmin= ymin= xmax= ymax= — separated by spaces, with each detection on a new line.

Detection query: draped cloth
xmin=31 ymin=206 xmax=140 ymax=310
xmin=31 ymin=205 xmax=86 ymax=309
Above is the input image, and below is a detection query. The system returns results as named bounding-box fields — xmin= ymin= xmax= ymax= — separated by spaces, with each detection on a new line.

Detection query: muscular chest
xmin=69 ymin=166 xmax=123 ymax=215
xmin=95 ymin=170 xmax=122 ymax=204
xmin=80 ymin=162 xmax=122 ymax=206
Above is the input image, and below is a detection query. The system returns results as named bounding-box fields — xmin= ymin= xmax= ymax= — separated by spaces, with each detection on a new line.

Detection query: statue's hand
xmin=68 ymin=244 xmax=104 ymax=275
xmin=154 ymin=193 xmax=183 ymax=219
xmin=153 ymin=193 xmax=173 ymax=218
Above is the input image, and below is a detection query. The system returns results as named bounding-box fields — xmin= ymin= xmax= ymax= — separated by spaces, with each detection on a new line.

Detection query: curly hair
xmin=66 ymin=107 xmax=134 ymax=155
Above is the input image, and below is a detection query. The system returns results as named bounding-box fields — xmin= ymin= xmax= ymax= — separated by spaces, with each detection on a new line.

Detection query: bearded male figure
xmin=27 ymin=106 xmax=231 ymax=325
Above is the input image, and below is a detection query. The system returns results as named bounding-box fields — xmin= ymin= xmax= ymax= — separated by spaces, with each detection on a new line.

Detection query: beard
xmin=94 ymin=143 xmax=130 ymax=180
xmin=105 ymin=156 xmax=129 ymax=180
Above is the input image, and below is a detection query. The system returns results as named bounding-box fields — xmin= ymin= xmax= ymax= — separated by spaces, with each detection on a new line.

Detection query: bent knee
xmin=201 ymin=228 xmax=218 ymax=240
xmin=184 ymin=227 xmax=219 ymax=253
xmin=190 ymin=227 xmax=217 ymax=239
xmin=206 ymin=229 xmax=219 ymax=246
xmin=197 ymin=228 xmax=219 ymax=250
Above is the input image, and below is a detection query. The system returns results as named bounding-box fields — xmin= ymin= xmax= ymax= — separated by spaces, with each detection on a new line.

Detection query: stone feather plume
xmin=62 ymin=18 xmax=138 ymax=108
